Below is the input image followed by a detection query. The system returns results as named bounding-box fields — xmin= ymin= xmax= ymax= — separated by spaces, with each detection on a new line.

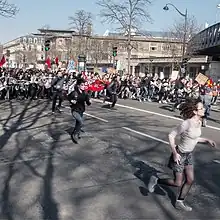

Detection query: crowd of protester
xmin=0 ymin=67 xmax=219 ymax=127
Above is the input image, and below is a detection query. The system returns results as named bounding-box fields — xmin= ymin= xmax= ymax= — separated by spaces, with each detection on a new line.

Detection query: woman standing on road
xmin=148 ymin=98 xmax=216 ymax=211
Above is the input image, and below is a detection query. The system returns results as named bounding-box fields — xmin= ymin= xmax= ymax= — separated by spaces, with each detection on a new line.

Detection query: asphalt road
xmin=0 ymin=98 xmax=220 ymax=220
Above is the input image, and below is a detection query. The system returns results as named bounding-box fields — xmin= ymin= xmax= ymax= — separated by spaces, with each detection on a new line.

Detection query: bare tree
xmin=162 ymin=38 xmax=182 ymax=71
xmin=68 ymin=10 xmax=92 ymax=35
xmin=162 ymin=16 xmax=202 ymax=73
xmin=89 ymin=38 xmax=104 ymax=66
xmin=68 ymin=10 xmax=92 ymax=56
xmin=169 ymin=16 xmax=202 ymax=54
xmin=97 ymin=0 xmax=152 ymax=75
xmin=0 ymin=0 xmax=18 ymax=17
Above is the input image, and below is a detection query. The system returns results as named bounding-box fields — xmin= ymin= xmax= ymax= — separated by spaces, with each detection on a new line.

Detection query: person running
xmin=68 ymin=78 xmax=91 ymax=143
xmin=148 ymin=98 xmax=216 ymax=211
xmin=105 ymin=76 xmax=120 ymax=109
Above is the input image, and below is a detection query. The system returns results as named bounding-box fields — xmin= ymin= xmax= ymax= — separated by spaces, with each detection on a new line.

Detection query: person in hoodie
xmin=105 ymin=76 xmax=120 ymax=109
xmin=68 ymin=78 xmax=91 ymax=143
xmin=51 ymin=71 xmax=66 ymax=114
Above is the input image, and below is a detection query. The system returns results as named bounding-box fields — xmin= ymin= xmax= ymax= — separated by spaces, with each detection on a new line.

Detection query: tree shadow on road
xmin=0 ymin=99 xmax=60 ymax=219
xmin=19 ymin=123 xmax=60 ymax=220
xmin=1 ymin=134 xmax=33 ymax=220
xmin=0 ymin=99 xmax=50 ymax=150
xmin=105 ymin=142 xmax=177 ymax=204
xmin=40 ymin=134 xmax=59 ymax=220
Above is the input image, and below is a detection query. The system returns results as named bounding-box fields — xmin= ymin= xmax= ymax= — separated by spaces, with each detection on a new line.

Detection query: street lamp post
xmin=163 ymin=3 xmax=188 ymax=63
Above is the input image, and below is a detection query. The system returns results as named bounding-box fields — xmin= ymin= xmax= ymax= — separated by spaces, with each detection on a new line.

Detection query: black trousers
xmin=52 ymin=91 xmax=63 ymax=112
xmin=111 ymin=94 xmax=117 ymax=107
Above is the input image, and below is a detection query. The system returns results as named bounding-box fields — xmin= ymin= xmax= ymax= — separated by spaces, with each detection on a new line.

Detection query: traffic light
xmin=45 ymin=39 xmax=51 ymax=51
xmin=113 ymin=47 xmax=117 ymax=57
xmin=181 ymin=57 xmax=190 ymax=68
xmin=182 ymin=57 xmax=188 ymax=65
xmin=78 ymin=54 xmax=86 ymax=62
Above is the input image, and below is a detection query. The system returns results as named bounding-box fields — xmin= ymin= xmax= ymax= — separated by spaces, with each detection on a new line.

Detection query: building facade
xmin=2 ymin=29 xmax=208 ymax=77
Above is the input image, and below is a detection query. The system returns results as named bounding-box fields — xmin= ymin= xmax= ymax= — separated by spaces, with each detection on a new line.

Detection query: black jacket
xmin=68 ymin=86 xmax=91 ymax=113
xmin=107 ymin=80 xmax=119 ymax=94
xmin=52 ymin=77 xmax=65 ymax=91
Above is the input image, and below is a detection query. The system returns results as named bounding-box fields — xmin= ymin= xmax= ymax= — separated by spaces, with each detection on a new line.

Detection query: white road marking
xmin=84 ymin=113 xmax=109 ymax=123
xmin=93 ymin=99 xmax=220 ymax=131
xmin=122 ymin=126 xmax=169 ymax=145
xmin=213 ymin=160 xmax=220 ymax=164
xmin=63 ymin=106 xmax=108 ymax=122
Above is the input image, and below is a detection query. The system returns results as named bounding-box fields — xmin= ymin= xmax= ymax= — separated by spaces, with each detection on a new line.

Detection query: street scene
xmin=1 ymin=0 xmax=220 ymax=219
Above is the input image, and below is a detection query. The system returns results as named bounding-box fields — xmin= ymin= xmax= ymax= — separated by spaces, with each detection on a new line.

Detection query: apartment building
xmin=2 ymin=29 xmax=208 ymax=77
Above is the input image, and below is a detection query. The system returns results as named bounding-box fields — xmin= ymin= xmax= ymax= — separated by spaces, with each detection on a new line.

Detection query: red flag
xmin=45 ymin=57 xmax=51 ymax=69
xmin=55 ymin=57 xmax=59 ymax=65
xmin=0 ymin=55 xmax=6 ymax=67
xmin=84 ymin=79 xmax=108 ymax=92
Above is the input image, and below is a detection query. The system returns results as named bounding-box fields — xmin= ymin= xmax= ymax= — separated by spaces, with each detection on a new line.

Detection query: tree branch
xmin=97 ymin=0 xmax=152 ymax=33
xmin=0 ymin=0 xmax=18 ymax=18
xmin=68 ymin=10 xmax=92 ymax=35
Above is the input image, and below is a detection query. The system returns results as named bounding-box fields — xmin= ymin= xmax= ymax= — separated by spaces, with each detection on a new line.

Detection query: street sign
xmin=67 ymin=59 xmax=75 ymax=72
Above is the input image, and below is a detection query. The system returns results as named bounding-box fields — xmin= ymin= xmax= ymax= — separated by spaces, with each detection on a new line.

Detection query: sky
xmin=0 ymin=0 xmax=219 ymax=43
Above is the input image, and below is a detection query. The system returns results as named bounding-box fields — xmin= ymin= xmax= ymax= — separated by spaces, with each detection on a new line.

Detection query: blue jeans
xmin=72 ymin=111 xmax=83 ymax=135
xmin=200 ymin=95 xmax=212 ymax=119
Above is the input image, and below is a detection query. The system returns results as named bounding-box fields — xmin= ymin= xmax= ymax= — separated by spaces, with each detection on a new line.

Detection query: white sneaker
xmin=175 ymin=200 xmax=192 ymax=211
xmin=148 ymin=176 xmax=158 ymax=193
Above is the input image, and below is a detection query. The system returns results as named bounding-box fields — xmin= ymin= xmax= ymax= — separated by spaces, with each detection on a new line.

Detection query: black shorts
xmin=168 ymin=146 xmax=194 ymax=173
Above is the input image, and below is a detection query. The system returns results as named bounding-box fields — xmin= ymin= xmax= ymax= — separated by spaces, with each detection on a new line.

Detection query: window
xmin=34 ymin=38 xmax=37 ymax=44
xmin=150 ymin=42 xmax=158 ymax=51
xmin=23 ymin=37 xmax=27 ymax=43
xmin=150 ymin=46 xmax=157 ymax=51
xmin=29 ymin=38 xmax=33 ymax=43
